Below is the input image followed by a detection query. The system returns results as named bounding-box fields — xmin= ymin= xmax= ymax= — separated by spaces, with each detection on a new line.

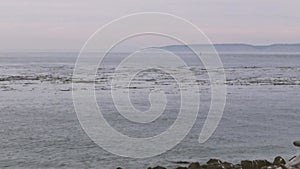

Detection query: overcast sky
xmin=0 ymin=0 xmax=299 ymax=51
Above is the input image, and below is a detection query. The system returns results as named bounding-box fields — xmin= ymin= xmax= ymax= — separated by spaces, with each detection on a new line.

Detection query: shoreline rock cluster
xmin=116 ymin=156 xmax=297 ymax=169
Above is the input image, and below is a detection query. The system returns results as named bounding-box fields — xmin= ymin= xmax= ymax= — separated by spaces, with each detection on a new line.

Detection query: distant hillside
xmin=156 ymin=44 xmax=300 ymax=53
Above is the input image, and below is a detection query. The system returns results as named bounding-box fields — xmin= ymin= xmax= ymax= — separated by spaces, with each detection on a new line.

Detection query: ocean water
xmin=0 ymin=52 xmax=300 ymax=169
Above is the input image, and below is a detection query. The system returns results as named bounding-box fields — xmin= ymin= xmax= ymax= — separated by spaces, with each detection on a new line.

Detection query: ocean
xmin=0 ymin=52 xmax=300 ymax=169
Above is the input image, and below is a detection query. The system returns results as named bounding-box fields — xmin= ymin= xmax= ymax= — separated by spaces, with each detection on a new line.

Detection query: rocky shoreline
xmin=116 ymin=156 xmax=300 ymax=169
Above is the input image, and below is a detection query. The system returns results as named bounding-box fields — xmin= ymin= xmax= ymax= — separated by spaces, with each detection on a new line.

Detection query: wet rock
xmin=273 ymin=156 xmax=286 ymax=165
xmin=188 ymin=162 xmax=201 ymax=169
xmin=255 ymin=160 xmax=272 ymax=169
xmin=152 ymin=166 xmax=166 ymax=169
xmin=202 ymin=164 xmax=208 ymax=169
xmin=206 ymin=159 xmax=237 ymax=169
xmin=241 ymin=160 xmax=254 ymax=169
xmin=223 ymin=162 xmax=235 ymax=169
xmin=176 ymin=167 xmax=188 ymax=169
xmin=207 ymin=164 xmax=225 ymax=169
xmin=261 ymin=165 xmax=280 ymax=169
xmin=233 ymin=164 xmax=242 ymax=169
xmin=207 ymin=159 xmax=223 ymax=165
xmin=176 ymin=161 xmax=190 ymax=164
xmin=293 ymin=141 xmax=300 ymax=147
xmin=241 ymin=160 xmax=272 ymax=169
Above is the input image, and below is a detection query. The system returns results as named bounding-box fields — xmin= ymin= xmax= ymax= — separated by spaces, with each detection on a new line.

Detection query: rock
xmin=207 ymin=164 xmax=225 ymax=169
xmin=153 ymin=166 xmax=166 ymax=169
xmin=188 ymin=162 xmax=201 ymax=169
xmin=233 ymin=164 xmax=242 ymax=169
xmin=116 ymin=168 xmax=122 ymax=169
xmin=206 ymin=159 xmax=234 ymax=169
xmin=176 ymin=161 xmax=190 ymax=164
xmin=241 ymin=160 xmax=254 ymax=169
xmin=176 ymin=167 xmax=188 ymax=169
xmin=241 ymin=160 xmax=272 ymax=169
xmin=261 ymin=165 xmax=280 ymax=169
xmin=293 ymin=141 xmax=300 ymax=147
xmin=207 ymin=159 xmax=223 ymax=165
xmin=254 ymin=160 xmax=272 ymax=169
xmin=223 ymin=162 xmax=235 ymax=169
xmin=202 ymin=164 xmax=208 ymax=169
xmin=273 ymin=156 xmax=286 ymax=165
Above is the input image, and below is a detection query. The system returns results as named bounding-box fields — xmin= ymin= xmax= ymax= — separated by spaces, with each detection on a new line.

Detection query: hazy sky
xmin=0 ymin=0 xmax=299 ymax=51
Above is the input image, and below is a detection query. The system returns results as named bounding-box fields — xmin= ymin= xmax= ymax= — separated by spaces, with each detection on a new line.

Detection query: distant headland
xmin=154 ymin=43 xmax=300 ymax=53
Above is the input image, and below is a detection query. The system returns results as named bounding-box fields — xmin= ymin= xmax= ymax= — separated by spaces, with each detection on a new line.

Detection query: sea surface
xmin=0 ymin=52 xmax=300 ymax=169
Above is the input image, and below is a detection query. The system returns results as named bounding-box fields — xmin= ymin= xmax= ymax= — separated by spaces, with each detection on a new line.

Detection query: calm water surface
xmin=0 ymin=52 xmax=300 ymax=169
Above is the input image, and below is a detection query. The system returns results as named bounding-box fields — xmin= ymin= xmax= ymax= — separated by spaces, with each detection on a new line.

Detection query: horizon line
xmin=1 ymin=43 xmax=300 ymax=53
